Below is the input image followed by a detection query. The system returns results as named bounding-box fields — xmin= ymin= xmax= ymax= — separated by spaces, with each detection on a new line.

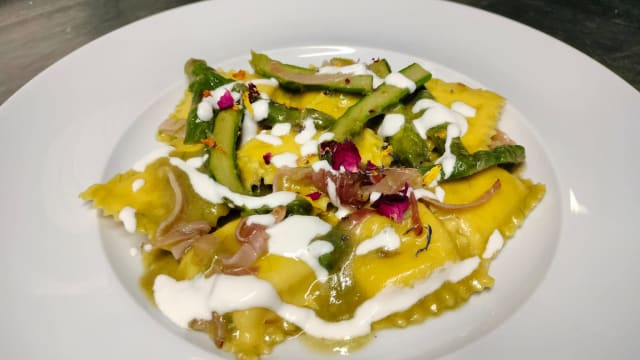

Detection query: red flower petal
xmin=247 ymin=82 xmax=260 ymax=103
xmin=262 ymin=152 xmax=272 ymax=165
xmin=319 ymin=140 xmax=361 ymax=172
xmin=365 ymin=160 xmax=379 ymax=172
xmin=305 ymin=191 xmax=322 ymax=200
xmin=372 ymin=194 xmax=409 ymax=222
xmin=217 ymin=90 xmax=235 ymax=110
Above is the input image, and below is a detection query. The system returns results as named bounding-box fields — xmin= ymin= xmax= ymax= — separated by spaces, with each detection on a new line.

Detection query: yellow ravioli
xmin=435 ymin=167 xmax=546 ymax=257
xmin=426 ymin=78 xmax=505 ymax=153
xmin=80 ymin=158 xmax=229 ymax=240
xmin=351 ymin=205 xmax=461 ymax=299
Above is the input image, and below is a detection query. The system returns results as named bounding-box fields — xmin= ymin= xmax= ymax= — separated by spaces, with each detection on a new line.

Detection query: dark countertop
xmin=0 ymin=0 xmax=638 ymax=104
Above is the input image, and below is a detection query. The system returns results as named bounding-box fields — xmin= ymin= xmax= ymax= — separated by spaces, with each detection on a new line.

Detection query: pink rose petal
xmin=319 ymin=140 xmax=361 ymax=172
xmin=372 ymin=194 xmax=409 ymax=222
xmin=217 ymin=90 xmax=235 ymax=110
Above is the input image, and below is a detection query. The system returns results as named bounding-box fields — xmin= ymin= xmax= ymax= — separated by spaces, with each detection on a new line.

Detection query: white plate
xmin=0 ymin=0 xmax=638 ymax=359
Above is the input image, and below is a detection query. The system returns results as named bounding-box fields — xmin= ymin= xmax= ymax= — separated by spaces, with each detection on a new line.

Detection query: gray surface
xmin=0 ymin=0 xmax=638 ymax=105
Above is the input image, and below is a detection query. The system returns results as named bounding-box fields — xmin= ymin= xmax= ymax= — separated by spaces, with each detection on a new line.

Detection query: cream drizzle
xmin=132 ymin=145 xmax=173 ymax=172
xmin=384 ymin=72 xmax=416 ymax=92
xmin=131 ymin=179 xmax=145 ymax=192
xmin=295 ymin=118 xmax=317 ymax=144
xmin=270 ymin=152 xmax=298 ymax=168
xmin=355 ymin=226 xmax=401 ymax=255
xmin=271 ymin=123 xmax=292 ymax=136
xmin=266 ymin=215 xmax=334 ymax=281
xmin=482 ymin=230 xmax=504 ymax=259
xmin=255 ymin=131 xmax=283 ymax=146
xmin=118 ymin=206 xmax=137 ymax=233
xmin=246 ymin=214 xmax=276 ymax=226
xmin=377 ymin=113 xmax=405 ymax=137
xmin=169 ymin=157 xmax=296 ymax=209
xmin=153 ymin=256 xmax=481 ymax=339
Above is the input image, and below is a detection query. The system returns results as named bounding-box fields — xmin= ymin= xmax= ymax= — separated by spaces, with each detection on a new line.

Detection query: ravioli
xmin=427 ymin=78 xmax=505 ymax=153
xmin=81 ymin=53 xmax=545 ymax=360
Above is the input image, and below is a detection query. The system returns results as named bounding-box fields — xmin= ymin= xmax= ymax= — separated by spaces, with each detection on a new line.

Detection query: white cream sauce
xmin=355 ymin=226 xmax=401 ymax=255
xmin=202 ymin=83 xmax=241 ymax=110
xmin=185 ymin=154 xmax=208 ymax=168
xmin=196 ymin=101 xmax=213 ymax=121
xmin=436 ymin=124 xmax=462 ymax=179
xmin=270 ymin=152 xmax=298 ymax=168
xmin=451 ymin=101 xmax=477 ymax=118
xmin=377 ymin=113 xmax=405 ymax=137
xmin=118 ymin=206 xmax=136 ymax=233
xmin=295 ymin=118 xmax=317 ymax=144
xmin=132 ymin=145 xmax=173 ymax=172
xmin=311 ymin=159 xmax=335 ymax=173
xmin=266 ymin=215 xmax=333 ymax=281
xmin=411 ymin=98 xmax=478 ymax=179
xmin=300 ymin=131 xmax=334 ymax=157
xmin=270 ymin=123 xmax=291 ymax=136
xmin=251 ymin=98 xmax=270 ymax=121
xmin=241 ymin=109 xmax=259 ymax=145
xmin=413 ymin=187 xmax=446 ymax=203
xmin=249 ymin=78 xmax=279 ymax=87
xmin=317 ymin=132 xmax=335 ymax=143
xmin=131 ymin=179 xmax=145 ymax=192
xmin=411 ymin=99 xmax=468 ymax=139
xmin=482 ymin=230 xmax=504 ymax=259
xmin=246 ymin=214 xmax=277 ymax=226
xmin=153 ymin=256 xmax=481 ymax=339
xmin=169 ymin=157 xmax=296 ymax=209
xmin=369 ymin=191 xmax=382 ymax=203
xmin=384 ymin=72 xmax=416 ymax=92
xmin=195 ymin=83 xmax=242 ymax=122
xmin=255 ymin=131 xmax=283 ymax=146
xmin=300 ymin=140 xmax=319 ymax=156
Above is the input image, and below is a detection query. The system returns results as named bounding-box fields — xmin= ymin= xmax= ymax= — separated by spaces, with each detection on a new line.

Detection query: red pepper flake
xmin=368 ymin=109 xmax=376 ymax=114
xmin=232 ymin=104 xmax=240 ymax=110
xmin=305 ymin=191 xmax=322 ymax=201
xmin=345 ymin=78 xmax=351 ymax=85
xmin=202 ymin=90 xmax=211 ymax=98
xmin=262 ymin=152 xmax=272 ymax=165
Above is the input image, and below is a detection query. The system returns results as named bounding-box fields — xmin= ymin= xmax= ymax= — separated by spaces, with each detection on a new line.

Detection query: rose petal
xmin=216 ymin=90 xmax=235 ymax=110
xmin=372 ymin=194 xmax=409 ymax=222
xmin=247 ymin=83 xmax=260 ymax=103
xmin=365 ymin=160 xmax=379 ymax=172
xmin=306 ymin=191 xmax=322 ymax=200
xmin=319 ymin=140 xmax=361 ymax=172
xmin=263 ymin=152 xmax=272 ymax=165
